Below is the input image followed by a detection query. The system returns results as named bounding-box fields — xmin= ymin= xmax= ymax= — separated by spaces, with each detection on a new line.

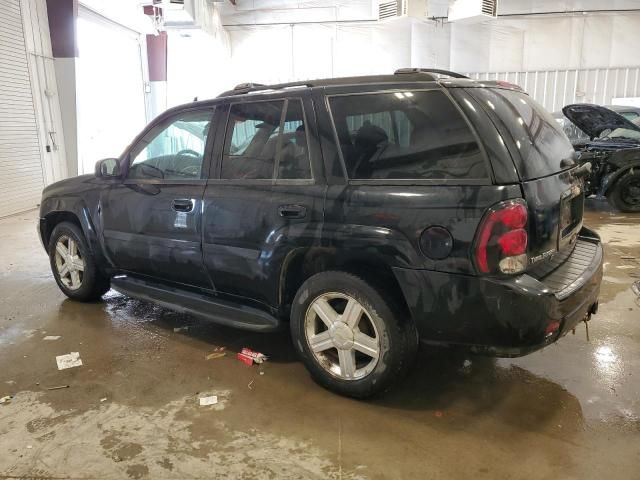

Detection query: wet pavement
xmin=0 ymin=200 xmax=638 ymax=479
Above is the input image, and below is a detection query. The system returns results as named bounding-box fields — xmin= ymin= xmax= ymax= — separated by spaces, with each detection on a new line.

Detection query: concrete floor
xmin=0 ymin=202 xmax=638 ymax=480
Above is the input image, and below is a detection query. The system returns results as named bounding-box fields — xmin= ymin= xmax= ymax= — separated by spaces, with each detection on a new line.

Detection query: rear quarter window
xmin=469 ymin=88 xmax=575 ymax=180
xmin=328 ymin=90 xmax=488 ymax=180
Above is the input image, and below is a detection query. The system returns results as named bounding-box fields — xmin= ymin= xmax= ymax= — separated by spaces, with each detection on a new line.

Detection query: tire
xmin=290 ymin=271 xmax=416 ymax=398
xmin=608 ymin=170 xmax=640 ymax=212
xmin=48 ymin=221 xmax=110 ymax=301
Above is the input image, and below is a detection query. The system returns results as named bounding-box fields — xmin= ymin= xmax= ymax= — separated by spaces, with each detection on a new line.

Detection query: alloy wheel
xmin=54 ymin=235 xmax=85 ymax=290
xmin=304 ymin=292 xmax=380 ymax=380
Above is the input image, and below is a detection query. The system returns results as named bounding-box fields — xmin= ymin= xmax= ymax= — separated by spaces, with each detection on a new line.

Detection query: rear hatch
xmin=467 ymin=87 xmax=584 ymax=271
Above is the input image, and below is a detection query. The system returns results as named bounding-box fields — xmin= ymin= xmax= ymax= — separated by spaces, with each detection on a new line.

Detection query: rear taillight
xmin=474 ymin=199 xmax=528 ymax=275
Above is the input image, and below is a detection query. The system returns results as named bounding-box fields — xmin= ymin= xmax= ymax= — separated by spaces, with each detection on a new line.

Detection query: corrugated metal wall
xmin=0 ymin=0 xmax=46 ymax=218
xmin=467 ymin=67 xmax=640 ymax=113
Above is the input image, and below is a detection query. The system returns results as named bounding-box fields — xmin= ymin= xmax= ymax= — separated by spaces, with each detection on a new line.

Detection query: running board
xmin=111 ymin=276 xmax=281 ymax=332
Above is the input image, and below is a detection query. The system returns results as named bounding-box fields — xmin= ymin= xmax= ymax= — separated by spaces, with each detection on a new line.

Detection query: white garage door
xmin=0 ymin=0 xmax=45 ymax=218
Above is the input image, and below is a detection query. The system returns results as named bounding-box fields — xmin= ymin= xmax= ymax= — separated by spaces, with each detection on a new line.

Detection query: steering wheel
xmin=179 ymin=165 xmax=200 ymax=176
xmin=176 ymin=149 xmax=201 ymax=157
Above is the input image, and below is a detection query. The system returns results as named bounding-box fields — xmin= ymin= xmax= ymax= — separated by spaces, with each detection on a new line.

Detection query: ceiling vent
xmin=448 ymin=0 xmax=498 ymax=23
xmin=378 ymin=0 xmax=407 ymax=20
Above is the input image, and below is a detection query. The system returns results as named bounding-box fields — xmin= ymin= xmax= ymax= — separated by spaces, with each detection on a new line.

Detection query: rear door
xmin=101 ymin=107 xmax=215 ymax=288
xmin=319 ymin=85 xmax=516 ymax=276
xmin=202 ymin=92 xmax=324 ymax=308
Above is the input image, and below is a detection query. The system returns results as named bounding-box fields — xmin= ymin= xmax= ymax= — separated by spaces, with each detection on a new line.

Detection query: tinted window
xmin=129 ymin=110 xmax=212 ymax=180
xmin=470 ymin=88 xmax=574 ymax=180
xmin=221 ymin=99 xmax=311 ymax=180
xmin=329 ymin=90 xmax=487 ymax=180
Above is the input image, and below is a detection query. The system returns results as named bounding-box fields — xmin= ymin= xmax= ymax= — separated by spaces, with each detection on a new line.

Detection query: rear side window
xmin=221 ymin=99 xmax=311 ymax=180
xmin=328 ymin=90 xmax=487 ymax=180
xmin=469 ymin=88 xmax=574 ymax=180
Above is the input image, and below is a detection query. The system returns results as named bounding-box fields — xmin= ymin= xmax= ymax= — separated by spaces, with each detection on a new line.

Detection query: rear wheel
xmin=290 ymin=271 xmax=416 ymax=398
xmin=48 ymin=222 xmax=110 ymax=301
xmin=608 ymin=170 xmax=640 ymax=212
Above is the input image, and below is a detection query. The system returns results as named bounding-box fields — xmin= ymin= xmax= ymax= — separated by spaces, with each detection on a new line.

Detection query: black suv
xmin=39 ymin=69 xmax=603 ymax=398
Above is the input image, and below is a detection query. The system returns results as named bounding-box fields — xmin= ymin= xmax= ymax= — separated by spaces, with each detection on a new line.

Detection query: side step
xmin=111 ymin=276 xmax=281 ymax=332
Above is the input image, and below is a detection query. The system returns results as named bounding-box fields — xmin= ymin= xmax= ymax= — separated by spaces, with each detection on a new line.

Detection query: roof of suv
xmin=215 ymin=68 xmax=487 ymax=99
xmin=171 ymin=69 xmax=524 ymax=115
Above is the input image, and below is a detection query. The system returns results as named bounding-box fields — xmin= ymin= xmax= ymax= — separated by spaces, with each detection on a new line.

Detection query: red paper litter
xmin=236 ymin=352 xmax=254 ymax=366
xmin=237 ymin=348 xmax=268 ymax=365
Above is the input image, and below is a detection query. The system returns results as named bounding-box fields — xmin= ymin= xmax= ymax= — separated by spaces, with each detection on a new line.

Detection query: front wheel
xmin=48 ymin=222 xmax=110 ymax=301
xmin=608 ymin=170 xmax=640 ymax=212
xmin=290 ymin=271 xmax=416 ymax=398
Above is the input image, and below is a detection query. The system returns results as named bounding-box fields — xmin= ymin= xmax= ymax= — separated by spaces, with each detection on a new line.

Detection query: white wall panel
xmin=467 ymin=67 xmax=640 ymax=113
xmin=451 ymin=13 xmax=640 ymax=73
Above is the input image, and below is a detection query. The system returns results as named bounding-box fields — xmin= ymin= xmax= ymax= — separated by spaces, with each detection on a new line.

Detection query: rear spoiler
xmin=479 ymin=80 xmax=525 ymax=92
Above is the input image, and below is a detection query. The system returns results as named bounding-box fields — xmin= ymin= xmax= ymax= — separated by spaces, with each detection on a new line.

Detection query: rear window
xmin=471 ymin=88 xmax=575 ymax=180
xmin=328 ymin=90 xmax=488 ymax=180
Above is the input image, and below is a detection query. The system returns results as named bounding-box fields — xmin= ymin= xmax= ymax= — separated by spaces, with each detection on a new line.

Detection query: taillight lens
xmin=474 ymin=199 xmax=529 ymax=274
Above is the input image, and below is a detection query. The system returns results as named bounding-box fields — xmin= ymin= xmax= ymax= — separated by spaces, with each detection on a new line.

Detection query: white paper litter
xmin=56 ymin=352 xmax=83 ymax=370
xmin=43 ymin=336 xmax=61 ymax=341
xmin=199 ymin=395 xmax=218 ymax=406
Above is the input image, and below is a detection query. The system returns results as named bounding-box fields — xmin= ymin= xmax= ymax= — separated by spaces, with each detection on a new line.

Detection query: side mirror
xmin=95 ymin=158 xmax=121 ymax=178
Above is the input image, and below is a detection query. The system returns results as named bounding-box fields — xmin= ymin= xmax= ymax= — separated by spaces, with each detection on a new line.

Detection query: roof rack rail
xmin=217 ymin=81 xmax=313 ymax=98
xmin=233 ymin=82 xmax=266 ymax=91
xmin=394 ymin=68 xmax=469 ymax=79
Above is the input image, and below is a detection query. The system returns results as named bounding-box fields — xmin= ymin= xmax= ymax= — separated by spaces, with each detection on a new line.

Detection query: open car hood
xmin=562 ymin=103 xmax=640 ymax=138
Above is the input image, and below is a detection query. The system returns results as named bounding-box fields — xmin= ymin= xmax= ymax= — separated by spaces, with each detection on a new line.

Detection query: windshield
xmin=470 ymin=88 xmax=575 ymax=180
xmin=600 ymin=127 xmax=640 ymax=141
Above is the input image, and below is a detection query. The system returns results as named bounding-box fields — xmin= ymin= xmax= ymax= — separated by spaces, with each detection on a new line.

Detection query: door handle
xmin=278 ymin=204 xmax=307 ymax=219
xmin=172 ymin=198 xmax=194 ymax=213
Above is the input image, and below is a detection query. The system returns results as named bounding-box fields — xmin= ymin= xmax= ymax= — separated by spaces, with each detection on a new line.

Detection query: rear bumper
xmin=393 ymin=226 xmax=603 ymax=357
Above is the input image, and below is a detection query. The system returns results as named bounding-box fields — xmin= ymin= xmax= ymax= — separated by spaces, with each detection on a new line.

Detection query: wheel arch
xmin=41 ymin=211 xmax=83 ymax=248
xmin=279 ymin=248 xmax=412 ymax=323
xmin=40 ymin=197 xmax=102 ymax=261
xmin=603 ymin=163 xmax=640 ymax=195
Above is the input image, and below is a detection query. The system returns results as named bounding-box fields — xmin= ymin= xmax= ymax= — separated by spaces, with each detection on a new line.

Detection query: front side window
xmin=221 ymin=99 xmax=311 ymax=180
xmin=128 ymin=109 xmax=213 ymax=180
xmin=329 ymin=90 xmax=487 ymax=180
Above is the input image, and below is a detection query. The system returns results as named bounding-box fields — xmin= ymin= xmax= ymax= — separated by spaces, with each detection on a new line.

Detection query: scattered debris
xmin=173 ymin=326 xmax=189 ymax=333
xmin=620 ymin=256 xmax=636 ymax=260
xmin=26 ymin=445 xmax=32 ymax=449
xmin=0 ymin=395 xmax=12 ymax=405
xmin=55 ymin=352 xmax=83 ymax=370
xmin=46 ymin=385 xmax=69 ymax=391
xmin=259 ymin=371 xmax=265 ymax=376
xmin=629 ymin=272 xmax=640 ymax=279
xmin=43 ymin=335 xmax=61 ymax=341
xmin=237 ymin=347 xmax=268 ymax=366
xmin=199 ymin=395 xmax=218 ymax=406
xmin=434 ymin=411 xmax=443 ymax=418
xmin=248 ymin=380 xmax=254 ymax=390
xmin=100 ymin=397 xmax=108 ymax=402
xmin=206 ymin=347 xmax=226 ymax=360
xmin=463 ymin=359 xmax=472 ymax=368
xmin=632 ymin=280 xmax=640 ymax=297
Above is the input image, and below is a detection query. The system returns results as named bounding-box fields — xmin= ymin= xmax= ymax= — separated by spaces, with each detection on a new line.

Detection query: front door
xmin=202 ymin=94 xmax=325 ymax=308
xmin=101 ymin=107 xmax=216 ymax=289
